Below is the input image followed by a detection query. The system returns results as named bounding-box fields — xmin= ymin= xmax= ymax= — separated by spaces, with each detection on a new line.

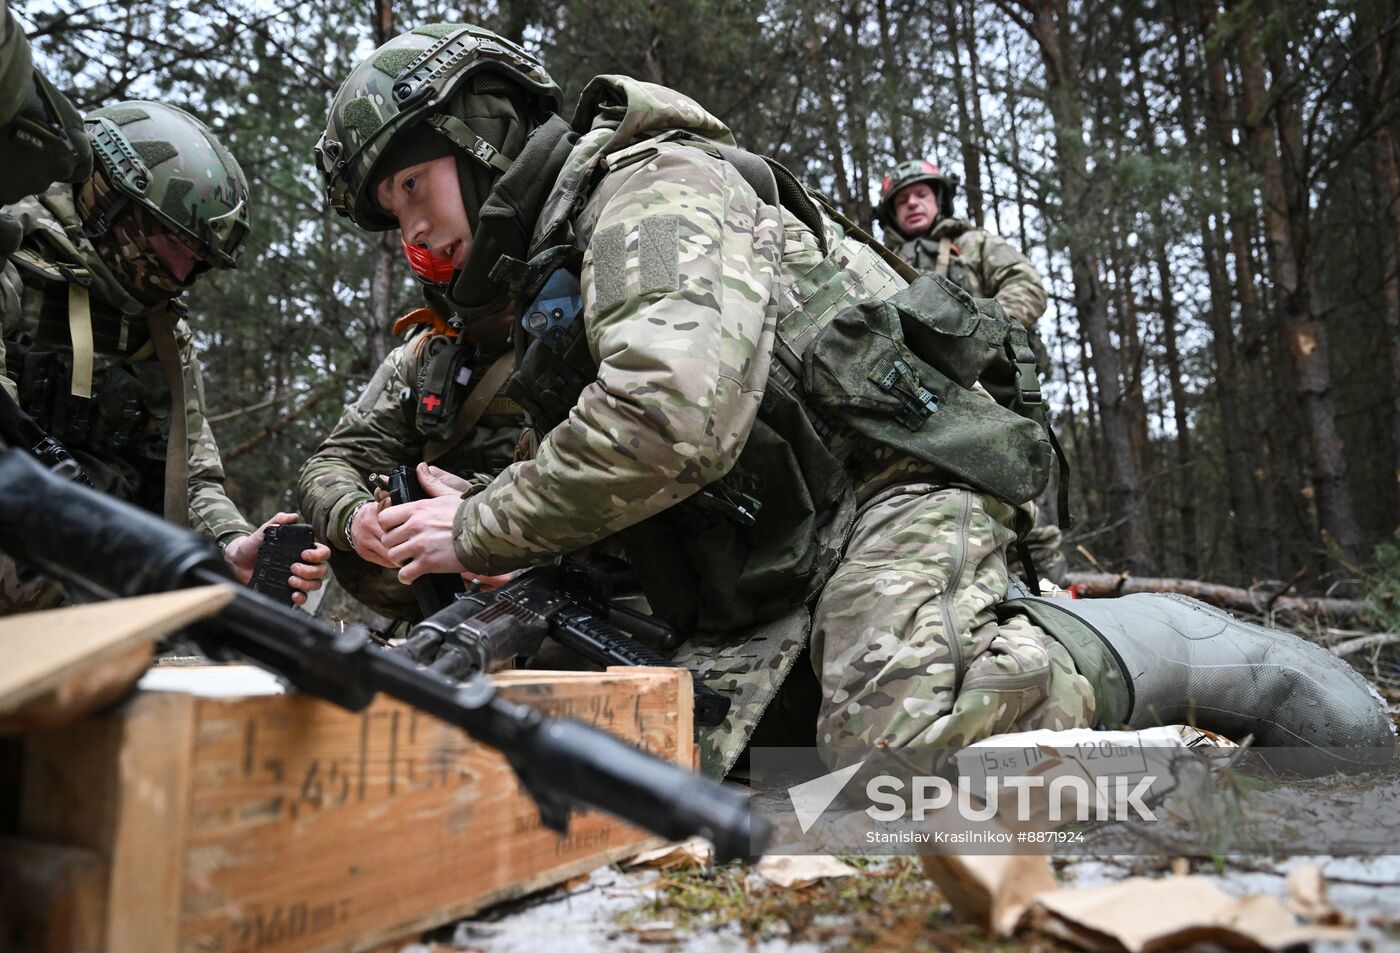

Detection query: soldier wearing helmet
xmin=876 ymin=159 xmax=1047 ymax=330
xmin=878 ymin=158 xmax=1066 ymax=585
xmin=0 ymin=99 xmax=330 ymax=612
xmin=304 ymin=23 xmax=1395 ymax=777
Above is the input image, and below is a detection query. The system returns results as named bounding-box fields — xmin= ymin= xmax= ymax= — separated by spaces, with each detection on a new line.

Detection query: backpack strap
xmin=935 ymin=237 xmax=955 ymax=279
xmin=145 ymin=310 xmax=188 ymax=523
xmin=424 ymin=350 xmax=516 ymax=464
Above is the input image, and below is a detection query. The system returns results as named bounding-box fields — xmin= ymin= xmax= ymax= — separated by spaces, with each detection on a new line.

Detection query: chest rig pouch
xmin=801 ymin=272 xmax=1054 ymax=505
xmin=7 ymin=250 xmax=170 ymax=473
xmin=410 ymin=333 xmax=475 ymax=441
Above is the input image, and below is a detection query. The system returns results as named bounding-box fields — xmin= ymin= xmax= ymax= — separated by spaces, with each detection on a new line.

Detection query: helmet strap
xmin=425 ymin=113 xmax=514 ymax=175
xmin=78 ymin=186 xmax=130 ymax=241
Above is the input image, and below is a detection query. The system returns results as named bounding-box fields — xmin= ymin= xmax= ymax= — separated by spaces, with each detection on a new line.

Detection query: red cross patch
xmin=421 ymin=392 xmax=442 ymax=414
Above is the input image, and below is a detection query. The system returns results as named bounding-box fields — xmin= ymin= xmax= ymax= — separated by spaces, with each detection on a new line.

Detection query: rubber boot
xmin=1001 ymin=586 xmax=1396 ymax=774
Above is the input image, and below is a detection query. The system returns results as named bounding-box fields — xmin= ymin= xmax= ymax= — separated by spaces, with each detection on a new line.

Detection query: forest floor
xmin=396 ymin=852 xmax=1400 ymax=953
xmin=387 ymin=687 xmax=1400 ymax=953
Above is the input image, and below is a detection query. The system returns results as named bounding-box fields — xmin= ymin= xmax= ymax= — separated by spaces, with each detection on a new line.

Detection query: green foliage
xmin=1363 ymin=537 xmax=1400 ymax=633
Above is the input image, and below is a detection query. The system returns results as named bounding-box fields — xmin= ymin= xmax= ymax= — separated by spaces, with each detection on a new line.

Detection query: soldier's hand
xmin=419 ymin=462 xmax=473 ymax=494
xmin=349 ymin=496 xmax=399 ymax=568
xmin=225 ymin=512 xmax=333 ymax=606
xmin=380 ymin=469 xmax=469 ymax=584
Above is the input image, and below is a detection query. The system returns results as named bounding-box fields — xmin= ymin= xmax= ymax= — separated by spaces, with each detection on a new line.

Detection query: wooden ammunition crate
xmin=3 ymin=665 xmax=691 ymax=953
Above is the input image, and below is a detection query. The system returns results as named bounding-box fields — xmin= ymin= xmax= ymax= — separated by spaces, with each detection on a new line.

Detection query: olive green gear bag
xmin=802 ymin=272 xmax=1053 ymax=505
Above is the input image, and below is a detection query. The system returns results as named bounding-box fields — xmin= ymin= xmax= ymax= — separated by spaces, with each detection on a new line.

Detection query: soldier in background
xmin=877 ymin=159 xmax=1068 ymax=585
xmin=0 ymin=97 xmax=330 ymax=612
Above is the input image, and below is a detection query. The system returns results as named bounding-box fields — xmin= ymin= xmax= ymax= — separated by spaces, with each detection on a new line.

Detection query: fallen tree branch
xmin=1327 ymin=632 xmax=1400 ymax=657
xmin=1064 ymin=572 xmax=1368 ymax=623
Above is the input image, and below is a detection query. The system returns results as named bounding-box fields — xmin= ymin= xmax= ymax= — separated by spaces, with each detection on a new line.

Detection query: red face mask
xmin=402 ymin=237 xmax=455 ymax=284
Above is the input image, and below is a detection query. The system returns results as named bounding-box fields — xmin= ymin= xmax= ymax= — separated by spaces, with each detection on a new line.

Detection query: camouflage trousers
xmin=810 ymin=483 xmax=1094 ymax=749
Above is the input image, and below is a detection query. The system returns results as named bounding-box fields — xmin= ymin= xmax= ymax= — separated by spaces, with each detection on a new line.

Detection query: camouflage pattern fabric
xmin=890 ymin=216 xmax=1066 ymax=586
xmin=889 ymin=218 xmax=1047 ymax=329
xmin=1019 ymin=518 xmax=1069 ymax=587
xmin=296 ymin=330 xmax=524 ymax=620
xmin=426 ymin=75 xmax=1079 ymax=775
xmin=0 ymin=0 xmax=92 ymax=209
xmin=449 ymin=82 xmax=788 ymax=575
xmin=0 ymin=183 xmax=253 ymax=614
xmin=811 ymin=483 xmax=1094 ymax=748
xmin=85 ymin=101 xmax=250 ymax=268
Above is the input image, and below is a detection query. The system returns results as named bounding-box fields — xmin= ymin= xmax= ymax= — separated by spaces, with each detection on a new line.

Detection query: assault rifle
xmin=404 ymin=564 xmax=732 ymax=728
xmin=0 ymin=449 xmax=764 ymax=862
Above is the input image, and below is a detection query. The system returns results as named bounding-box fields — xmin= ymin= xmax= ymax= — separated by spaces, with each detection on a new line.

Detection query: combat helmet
xmin=315 ymin=23 xmax=561 ymax=231
xmin=875 ymin=159 xmax=959 ymax=237
xmin=83 ymin=101 xmax=250 ymax=268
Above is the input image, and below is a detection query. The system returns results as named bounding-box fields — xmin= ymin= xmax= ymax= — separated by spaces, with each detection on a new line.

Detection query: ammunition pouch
xmin=802 ymin=273 xmax=1053 ymax=505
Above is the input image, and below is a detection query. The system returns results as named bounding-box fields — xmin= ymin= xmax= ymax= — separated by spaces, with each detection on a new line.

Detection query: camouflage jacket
xmin=889 ymin=218 xmax=1047 ymax=328
xmin=450 ymin=76 xmax=928 ymax=579
xmin=296 ymin=329 xmax=525 ymax=553
xmin=0 ymin=184 xmax=254 ymax=544
xmin=296 ymin=323 xmax=526 ymax=620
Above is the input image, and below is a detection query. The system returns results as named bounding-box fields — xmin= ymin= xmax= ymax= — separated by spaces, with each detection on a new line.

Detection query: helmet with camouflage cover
xmin=82 ymin=101 xmax=250 ymax=269
xmin=315 ymin=23 xmax=561 ymax=231
xmin=875 ymin=159 xmax=959 ymax=236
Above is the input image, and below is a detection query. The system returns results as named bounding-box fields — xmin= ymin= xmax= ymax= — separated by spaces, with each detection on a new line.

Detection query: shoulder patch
xmin=591 ymin=222 xmax=628 ymax=313
xmin=637 ymin=216 xmax=679 ymax=296
xmin=590 ymin=216 xmax=680 ymax=314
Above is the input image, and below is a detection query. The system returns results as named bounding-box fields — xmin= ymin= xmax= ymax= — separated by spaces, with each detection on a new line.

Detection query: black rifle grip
xmin=249 ymin=523 xmax=315 ymax=605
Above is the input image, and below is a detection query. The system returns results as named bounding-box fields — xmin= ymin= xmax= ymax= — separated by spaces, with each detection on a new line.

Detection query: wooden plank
xmin=0 ymin=587 xmax=232 ymax=732
xmin=0 ymin=836 xmax=108 ymax=953
xmin=174 ymin=668 xmax=686 ymax=953
xmin=17 ymin=666 xmax=691 ymax=953
xmin=106 ymin=693 xmax=198 ymax=953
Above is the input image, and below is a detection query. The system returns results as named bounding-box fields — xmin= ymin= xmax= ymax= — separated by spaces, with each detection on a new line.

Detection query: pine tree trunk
xmin=1015 ymin=0 xmax=1154 ymax=571
xmin=1234 ymin=10 xmax=1361 ymax=567
xmin=944 ymin=0 xmax=984 ymax=224
xmin=1197 ymin=4 xmax=1282 ymax=577
xmin=1361 ymin=8 xmax=1400 ymax=529
xmin=365 ymin=0 xmax=398 ymax=372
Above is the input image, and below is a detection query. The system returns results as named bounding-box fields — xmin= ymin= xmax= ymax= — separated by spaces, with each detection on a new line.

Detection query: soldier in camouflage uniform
xmin=311 ymin=24 xmax=1394 ymax=777
xmin=297 ymin=236 xmax=525 ymax=619
xmin=877 ymin=159 xmax=1068 ymax=585
xmin=1 ymin=99 xmax=330 ymax=612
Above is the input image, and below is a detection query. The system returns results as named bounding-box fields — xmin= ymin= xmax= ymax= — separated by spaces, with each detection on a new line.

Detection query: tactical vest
xmin=900 ymin=229 xmax=978 ymax=296
xmin=5 ymin=244 xmax=177 ymax=510
xmin=505 ymin=135 xmax=1054 ymax=636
